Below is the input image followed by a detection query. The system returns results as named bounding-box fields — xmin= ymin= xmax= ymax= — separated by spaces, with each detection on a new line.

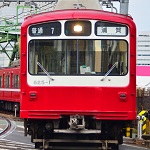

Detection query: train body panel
xmin=0 ymin=1 xmax=134 ymax=149
xmin=20 ymin=86 xmax=136 ymax=120
xmin=20 ymin=9 xmax=136 ymax=121
xmin=0 ymin=67 xmax=20 ymax=110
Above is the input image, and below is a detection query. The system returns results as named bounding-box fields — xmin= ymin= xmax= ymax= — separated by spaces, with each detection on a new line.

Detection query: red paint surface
xmin=20 ymin=9 xmax=136 ymax=121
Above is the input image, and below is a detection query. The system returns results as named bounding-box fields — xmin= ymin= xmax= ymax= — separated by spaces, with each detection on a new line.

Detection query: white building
xmin=137 ymin=31 xmax=150 ymax=66
xmin=136 ymin=31 xmax=150 ymax=88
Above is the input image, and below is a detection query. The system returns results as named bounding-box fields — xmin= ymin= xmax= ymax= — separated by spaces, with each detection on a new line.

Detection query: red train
xmin=1 ymin=0 xmax=136 ymax=149
xmin=0 ymin=65 xmax=20 ymax=111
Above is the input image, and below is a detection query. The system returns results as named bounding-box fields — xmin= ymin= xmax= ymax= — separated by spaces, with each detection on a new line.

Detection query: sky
xmin=104 ymin=0 xmax=150 ymax=33
xmin=0 ymin=0 xmax=149 ymax=33
xmin=128 ymin=0 xmax=150 ymax=32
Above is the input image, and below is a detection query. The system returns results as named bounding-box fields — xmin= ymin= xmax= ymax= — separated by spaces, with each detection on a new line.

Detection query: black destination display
xmin=29 ymin=22 xmax=61 ymax=36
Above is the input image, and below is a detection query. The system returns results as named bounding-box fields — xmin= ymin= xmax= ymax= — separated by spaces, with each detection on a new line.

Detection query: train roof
xmin=22 ymin=9 xmax=135 ymax=28
xmin=54 ymin=0 xmax=103 ymax=11
xmin=0 ymin=66 xmax=20 ymax=71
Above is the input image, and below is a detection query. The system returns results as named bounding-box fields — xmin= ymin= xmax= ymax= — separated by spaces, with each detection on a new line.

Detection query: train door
xmin=12 ymin=71 xmax=20 ymax=102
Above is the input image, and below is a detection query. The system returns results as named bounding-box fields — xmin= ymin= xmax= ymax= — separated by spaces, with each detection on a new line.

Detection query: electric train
xmin=0 ymin=0 xmax=136 ymax=149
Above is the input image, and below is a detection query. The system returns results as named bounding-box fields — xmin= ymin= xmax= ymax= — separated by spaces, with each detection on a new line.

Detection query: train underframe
xmin=24 ymin=115 xmax=132 ymax=150
xmin=0 ymin=101 xmax=20 ymax=112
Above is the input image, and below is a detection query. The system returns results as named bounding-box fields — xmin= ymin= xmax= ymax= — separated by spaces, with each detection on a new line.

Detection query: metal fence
xmin=137 ymin=87 xmax=150 ymax=112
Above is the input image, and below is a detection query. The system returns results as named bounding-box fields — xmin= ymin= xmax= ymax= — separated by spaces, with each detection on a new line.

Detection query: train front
xmin=20 ymin=0 xmax=136 ymax=149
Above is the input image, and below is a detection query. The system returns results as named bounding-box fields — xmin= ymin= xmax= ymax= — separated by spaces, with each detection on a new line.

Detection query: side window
xmin=17 ymin=75 xmax=20 ymax=88
xmin=0 ymin=76 xmax=2 ymax=88
xmin=5 ymin=75 xmax=10 ymax=88
xmin=13 ymin=75 xmax=20 ymax=88
xmin=13 ymin=75 xmax=15 ymax=88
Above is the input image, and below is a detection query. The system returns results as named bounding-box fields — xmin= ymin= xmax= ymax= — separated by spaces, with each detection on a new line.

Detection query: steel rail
xmin=0 ymin=117 xmax=16 ymax=139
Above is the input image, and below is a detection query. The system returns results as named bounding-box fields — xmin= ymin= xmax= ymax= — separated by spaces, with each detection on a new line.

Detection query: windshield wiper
xmin=37 ymin=62 xmax=54 ymax=81
xmin=101 ymin=62 xmax=118 ymax=81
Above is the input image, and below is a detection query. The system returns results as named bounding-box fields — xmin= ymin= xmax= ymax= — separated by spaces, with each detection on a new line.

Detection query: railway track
xmin=0 ymin=139 xmax=35 ymax=150
xmin=0 ymin=116 xmax=16 ymax=139
xmin=0 ymin=115 xmax=148 ymax=150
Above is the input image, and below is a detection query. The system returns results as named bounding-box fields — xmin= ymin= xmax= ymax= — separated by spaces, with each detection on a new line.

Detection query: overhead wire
xmin=0 ymin=2 xmax=56 ymax=31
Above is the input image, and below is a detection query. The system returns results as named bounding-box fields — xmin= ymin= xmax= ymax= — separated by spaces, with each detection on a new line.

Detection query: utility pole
xmin=120 ymin=0 xmax=129 ymax=15
xmin=100 ymin=0 xmax=129 ymax=15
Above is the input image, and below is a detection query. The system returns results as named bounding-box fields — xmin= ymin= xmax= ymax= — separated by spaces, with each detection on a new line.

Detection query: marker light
xmin=74 ymin=25 xmax=83 ymax=32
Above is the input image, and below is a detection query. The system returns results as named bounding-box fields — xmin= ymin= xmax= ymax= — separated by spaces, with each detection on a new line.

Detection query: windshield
xmin=28 ymin=39 xmax=128 ymax=75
